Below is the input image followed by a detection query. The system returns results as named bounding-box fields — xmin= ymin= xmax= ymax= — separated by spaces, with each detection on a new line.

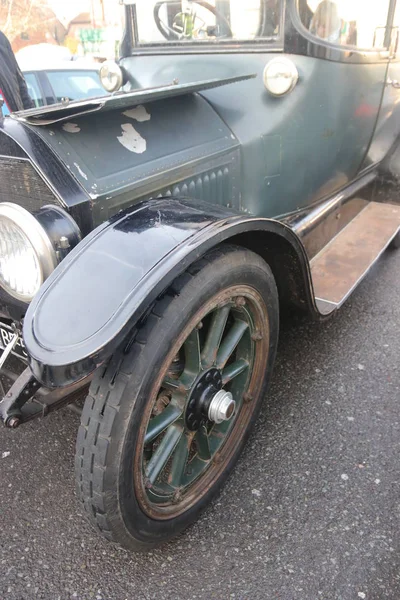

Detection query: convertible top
xmin=11 ymin=74 xmax=256 ymax=126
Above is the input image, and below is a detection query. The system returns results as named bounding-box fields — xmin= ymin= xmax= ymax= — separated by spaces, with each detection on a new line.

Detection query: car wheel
xmin=75 ymin=244 xmax=279 ymax=551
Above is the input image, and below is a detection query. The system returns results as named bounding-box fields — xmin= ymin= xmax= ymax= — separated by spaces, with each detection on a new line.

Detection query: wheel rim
xmin=134 ymin=285 xmax=270 ymax=519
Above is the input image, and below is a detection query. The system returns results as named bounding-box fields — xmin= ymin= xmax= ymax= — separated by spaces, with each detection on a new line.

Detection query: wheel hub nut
xmin=208 ymin=390 xmax=236 ymax=424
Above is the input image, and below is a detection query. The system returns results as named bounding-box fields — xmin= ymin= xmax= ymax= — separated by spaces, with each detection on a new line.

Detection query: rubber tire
xmin=75 ymin=244 xmax=279 ymax=551
xmin=389 ymin=231 xmax=400 ymax=249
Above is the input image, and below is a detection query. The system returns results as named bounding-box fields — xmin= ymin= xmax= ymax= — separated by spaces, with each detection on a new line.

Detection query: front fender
xmin=23 ymin=198 xmax=316 ymax=388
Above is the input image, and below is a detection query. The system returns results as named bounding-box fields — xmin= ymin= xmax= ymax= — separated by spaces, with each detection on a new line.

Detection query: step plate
xmin=311 ymin=202 xmax=400 ymax=315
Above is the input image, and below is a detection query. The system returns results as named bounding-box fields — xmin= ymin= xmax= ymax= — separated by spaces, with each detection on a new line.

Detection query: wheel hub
xmin=186 ymin=368 xmax=221 ymax=430
xmin=208 ymin=389 xmax=235 ymax=424
xmin=185 ymin=368 xmax=236 ymax=430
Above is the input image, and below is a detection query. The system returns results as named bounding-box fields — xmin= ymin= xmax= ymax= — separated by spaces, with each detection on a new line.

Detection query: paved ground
xmin=0 ymin=249 xmax=399 ymax=600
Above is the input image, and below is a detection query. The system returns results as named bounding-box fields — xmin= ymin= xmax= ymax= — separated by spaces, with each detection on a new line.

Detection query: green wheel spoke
xmin=169 ymin=433 xmax=192 ymax=487
xmin=145 ymin=404 xmax=183 ymax=445
xmin=222 ymin=358 xmax=249 ymax=385
xmin=216 ymin=320 xmax=249 ymax=369
xmin=145 ymin=424 xmax=184 ymax=484
xmin=183 ymin=328 xmax=201 ymax=378
xmin=201 ymin=305 xmax=231 ymax=368
xmin=162 ymin=377 xmax=183 ymax=392
xmin=196 ymin=425 xmax=211 ymax=461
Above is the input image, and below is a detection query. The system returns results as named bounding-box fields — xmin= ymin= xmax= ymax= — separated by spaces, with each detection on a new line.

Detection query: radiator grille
xmin=0 ymin=134 xmax=26 ymax=158
xmin=0 ymin=157 xmax=57 ymax=212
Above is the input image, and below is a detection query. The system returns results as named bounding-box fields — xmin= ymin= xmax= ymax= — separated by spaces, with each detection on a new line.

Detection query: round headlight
xmin=263 ymin=57 xmax=299 ymax=97
xmin=99 ymin=61 xmax=124 ymax=93
xmin=0 ymin=203 xmax=57 ymax=302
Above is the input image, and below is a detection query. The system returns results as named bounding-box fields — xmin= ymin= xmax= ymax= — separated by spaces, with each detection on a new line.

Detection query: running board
xmin=311 ymin=202 xmax=400 ymax=316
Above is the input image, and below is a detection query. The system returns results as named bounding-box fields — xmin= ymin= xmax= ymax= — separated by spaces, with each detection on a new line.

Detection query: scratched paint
xmin=117 ymin=123 xmax=146 ymax=154
xmin=122 ymin=105 xmax=151 ymax=122
xmin=62 ymin=122 xmax=81 ymax=134
xmin=73 ymin=162 xmax=88 ymax=180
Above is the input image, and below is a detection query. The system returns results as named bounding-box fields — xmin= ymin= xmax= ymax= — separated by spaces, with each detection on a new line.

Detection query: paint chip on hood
xmin=117 ymin=123 xmax=146 ymax=154
xmin=122 ymin=105 xmax=151 ymax=122
xmin=62 ymin=122 xmax=81 ymax=134
xmin=73 ymin=162 xmax=88 ymax=180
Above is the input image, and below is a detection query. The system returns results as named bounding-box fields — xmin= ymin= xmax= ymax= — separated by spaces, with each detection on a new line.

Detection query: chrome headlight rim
xmin=0 ymin=202 xmax=58 ymax=303
xmin=99 ymin=60 xmax=124 ymax=93
xmin=263 ymin=57 xmax=299 ymax=97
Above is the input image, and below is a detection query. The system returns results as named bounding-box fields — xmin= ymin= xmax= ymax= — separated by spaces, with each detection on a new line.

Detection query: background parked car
xmin=1 ymin=63 xmax=107 ymax=115
xmin=24 ymin=64 xmax=108 ymax=107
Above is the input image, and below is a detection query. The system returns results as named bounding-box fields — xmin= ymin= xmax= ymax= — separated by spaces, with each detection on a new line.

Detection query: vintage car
xmin=0 ymin=0 xmax=400 ymax=551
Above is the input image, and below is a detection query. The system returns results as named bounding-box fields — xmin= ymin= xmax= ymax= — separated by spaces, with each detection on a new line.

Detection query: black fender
xmin=23 ymin=198 xmax=319 ymax=388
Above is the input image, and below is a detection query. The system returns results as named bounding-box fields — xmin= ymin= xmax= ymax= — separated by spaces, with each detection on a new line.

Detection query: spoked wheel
xmin=137 ymin=284 xmax=268 ymax=518
xmin=75 ymin=245 xmax=279 ymax=550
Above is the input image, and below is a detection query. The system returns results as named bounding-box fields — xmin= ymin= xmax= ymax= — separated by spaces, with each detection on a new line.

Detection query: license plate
xmin=0 ymin=322 xmax=27 ymax=362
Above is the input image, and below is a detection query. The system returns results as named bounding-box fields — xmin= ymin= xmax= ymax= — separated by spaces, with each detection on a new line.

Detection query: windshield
xmin=133 ymin=0 xmax=281 ymax=46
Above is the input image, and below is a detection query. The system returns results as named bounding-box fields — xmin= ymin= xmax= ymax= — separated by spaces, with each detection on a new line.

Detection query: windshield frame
xmin=123 ymin=0 xmax=285 ymax=55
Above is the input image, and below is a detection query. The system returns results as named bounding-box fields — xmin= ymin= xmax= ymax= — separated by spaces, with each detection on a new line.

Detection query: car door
xmin=273 ymin=0 xmax=394 ymax=214
xmin=202 ymin=0 xmax=394 ymax=216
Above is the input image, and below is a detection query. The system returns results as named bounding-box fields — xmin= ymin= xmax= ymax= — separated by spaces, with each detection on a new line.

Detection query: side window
xmin=24 ymin=73 xmax=44 ymax=108
xmin=298 ymin=0 xmax=392 ymax=50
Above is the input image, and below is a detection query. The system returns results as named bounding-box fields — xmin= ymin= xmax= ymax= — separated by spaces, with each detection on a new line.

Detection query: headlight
xmin=0 ymin=203 xmax=80 ymax=303
xmin=99 ymin=61 xmax=124 ymax=93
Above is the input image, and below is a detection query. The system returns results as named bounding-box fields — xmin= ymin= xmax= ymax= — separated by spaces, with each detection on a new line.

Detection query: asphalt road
xmin=0 ymin=248 xmax=399 ymax=600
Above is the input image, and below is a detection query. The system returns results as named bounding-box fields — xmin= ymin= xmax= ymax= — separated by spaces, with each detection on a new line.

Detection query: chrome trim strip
xmin=314 ymin=297 xmax=337 ymax=306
